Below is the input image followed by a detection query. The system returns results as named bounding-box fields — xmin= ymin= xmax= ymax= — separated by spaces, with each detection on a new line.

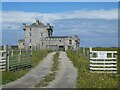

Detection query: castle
xmin=18 ymin=20 xmax=80 ymax=51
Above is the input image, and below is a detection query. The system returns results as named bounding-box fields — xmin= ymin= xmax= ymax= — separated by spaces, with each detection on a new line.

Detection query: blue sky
xmin=2 ymin=2 xmax=118 ymax=47
xmin=2 ymin=2 xmax=118 ymax=12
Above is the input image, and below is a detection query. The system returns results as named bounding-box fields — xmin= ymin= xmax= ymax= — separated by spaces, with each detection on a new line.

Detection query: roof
xmin=30 ymin=21 xmax=46 ymax=27
xmin=23 ymin=20 xmax=53 ymax=30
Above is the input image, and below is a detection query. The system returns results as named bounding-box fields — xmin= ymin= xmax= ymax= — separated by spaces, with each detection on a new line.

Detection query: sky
xmin=1 ymin=2 xmax=118 ymax=47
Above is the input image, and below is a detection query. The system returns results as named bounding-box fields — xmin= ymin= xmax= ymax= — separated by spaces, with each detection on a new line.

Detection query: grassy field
xmin=66 ymin=48 xmax=118 ymax=88
xmin=2 ymin=49 xmax=52 ymax=85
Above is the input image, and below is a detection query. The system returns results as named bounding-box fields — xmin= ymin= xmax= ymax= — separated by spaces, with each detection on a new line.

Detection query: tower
xmin=23 ymin=20 xmax=53 ymax=50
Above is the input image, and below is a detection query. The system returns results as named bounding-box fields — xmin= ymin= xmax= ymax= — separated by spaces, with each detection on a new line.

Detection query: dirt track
xmin=3 ymin=51 xmax=77 ymax=88
xmin=47 ymin=51 xmax=77 ymax=88
xmin=3 ymin=52 xmax=55 ymax=88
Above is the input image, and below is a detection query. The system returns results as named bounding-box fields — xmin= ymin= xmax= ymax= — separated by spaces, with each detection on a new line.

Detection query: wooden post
xmin=83 ymin=48 xmax=85 ymax=56
xmin=30 ymin=48 xmax=32 ymax=67
xmin=87 ymin=50 xmax=89 ymax=57
xmin=11 ymin=50 xmax=13 ymax=57
xmin=89 ymin=47 xmax=92 ymax=52
xmin=89 ymin=47 xmax=92 ymax=59
xmin=6 ymin=45 xmax=10 ymax=71
xmin=3 ymin=45 xmax=6 ymax=58
xmin=111 ymin=53 xmax=113 ymax=58
xmin=20 ymin=49 xmax=22 ymax=60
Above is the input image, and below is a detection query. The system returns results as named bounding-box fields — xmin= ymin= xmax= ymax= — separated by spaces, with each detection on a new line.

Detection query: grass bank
xmin=35 ymin=52 xmax=60 ymax=87
xmin=66 ymin=49 xmax=118 ymax=88
xmin=2 ymin=49 xmax=52 ymax=85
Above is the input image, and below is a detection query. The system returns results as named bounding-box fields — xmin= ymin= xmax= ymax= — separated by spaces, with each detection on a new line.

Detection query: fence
xmin=80 ymin=47 xmax=89 ymax=57
xmin=89 ymin=47 xmax=117 ymax=73
xmin=0 ymin=46 xmax=6 ymax=71
xmin=0 ymin=45 xmax=32 ymax=71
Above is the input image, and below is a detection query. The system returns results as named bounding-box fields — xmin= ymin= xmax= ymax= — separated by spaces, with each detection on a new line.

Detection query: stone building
xmin=18 ymin=20 xmax=80 ymax=51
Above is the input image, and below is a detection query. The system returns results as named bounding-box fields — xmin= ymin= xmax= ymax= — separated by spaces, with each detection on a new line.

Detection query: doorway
xmin=59 ymin=46 xmax=65 ymax=51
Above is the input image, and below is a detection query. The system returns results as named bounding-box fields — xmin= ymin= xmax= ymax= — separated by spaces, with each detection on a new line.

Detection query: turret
xmin=23 ymin=23 xmax=26 ymax=31
xmin=47 ymin=23 xmax=53 ymax=37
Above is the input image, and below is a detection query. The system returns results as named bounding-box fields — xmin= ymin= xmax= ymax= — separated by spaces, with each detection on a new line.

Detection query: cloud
xmin=2 ymin=9 xmax=118 ymax=28
xmin=2 ymin=9 xmax=118 ymax=47
xmin=52 ymin=18 xmax=118 ymax=47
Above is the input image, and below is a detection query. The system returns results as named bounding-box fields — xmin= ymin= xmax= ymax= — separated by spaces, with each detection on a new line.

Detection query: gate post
xmin=6 ymin=45 xmax=10 ymax=71
xmin=89 ymin=47 xmax=92 ymax=59
xmin=30 ymin=48 xmax=32 ymax=67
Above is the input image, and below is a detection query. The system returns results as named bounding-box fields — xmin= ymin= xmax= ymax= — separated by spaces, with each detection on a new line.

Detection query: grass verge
xmin=35 ymin=52 xmax=59 ymax=87
xmin=2 ymin=49 xmax=52 ymax=85
xmin=66 ymin=49 xmax=118 ymax=88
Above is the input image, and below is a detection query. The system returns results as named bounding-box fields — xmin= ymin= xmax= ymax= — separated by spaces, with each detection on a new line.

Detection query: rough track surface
xmin=47 ymin=51 xmax=77 ymax=88
xmin=3 ymin=52 xmax=56 ymax=88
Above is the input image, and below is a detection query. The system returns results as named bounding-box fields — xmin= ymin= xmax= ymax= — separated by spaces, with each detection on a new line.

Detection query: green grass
xmin=66 ymin=49 xmax=118 ymax=88
xmin=2 ymin=70 xmax=29 ymax=85
xmin=35 ymin=52 xmax=60 ymax=87
xmin=92 ymin=47 xmax=117 ymax=51
xmin=2 ymin=49 xmax=52 ymax=85
xmin=32 ymin=49 xmax=52 ymax=68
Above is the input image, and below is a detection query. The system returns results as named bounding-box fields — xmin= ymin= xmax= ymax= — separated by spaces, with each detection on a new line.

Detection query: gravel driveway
xmin=47 ymin=51 xmax=77 ymax=88
xmin=3 ymin=52 xmax=55 ymax=88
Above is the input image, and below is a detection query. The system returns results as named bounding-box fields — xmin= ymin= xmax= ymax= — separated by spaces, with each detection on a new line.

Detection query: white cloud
xmin=2 ymin=9 xmax=118 ymax=47
xmin=2 ymin=8 xmax=118 ymax=24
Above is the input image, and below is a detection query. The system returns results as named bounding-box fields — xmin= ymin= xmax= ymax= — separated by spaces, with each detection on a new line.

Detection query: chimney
xmin=35 ymin=19 xmax=39 ymax=25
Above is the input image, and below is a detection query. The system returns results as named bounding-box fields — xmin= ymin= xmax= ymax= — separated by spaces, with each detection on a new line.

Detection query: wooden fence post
xmin=90 ymin=47 xmax=92 ymax=52
xmin=83 ymin=48 xmax=85 ymax=56
xmin=18 ymin=49 xmax=22 ymax=63
xmin=11 ymin=50 xmax=13 ymax=57
xmin=6 ymin=45 xmax=10 ymax=71
xmin=87 ymin=50 xmax=89 ymax=57
xmin=30 ymin=48 xmax=32 ymax=67
xmin=20 ymin=49 xmax=22 ymax=60
xmin=89 ymin=47 xmax=92 ymax=59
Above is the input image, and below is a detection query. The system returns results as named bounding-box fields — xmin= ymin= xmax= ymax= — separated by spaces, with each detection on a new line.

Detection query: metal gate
xmin=89 ymin=47 xmax=117 ymax=73
xmin=0 ymin=45 xmax=32 ymax=71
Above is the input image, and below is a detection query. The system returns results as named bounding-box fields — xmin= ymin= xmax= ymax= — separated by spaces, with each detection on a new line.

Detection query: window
xmin=59 ymin=40 xmax=61 ymax=42
xmin=69 ymin=40 xmax=72 ymax=44
xmin=30 ymin=39 xmax=32 ymax=43
xmin=29 ymin=32 xmax=32 ymax=36
xmin=41 ymin=33 xmax=43 ymax=36
xmin=30 ymin=28 xmax=32 ymax=31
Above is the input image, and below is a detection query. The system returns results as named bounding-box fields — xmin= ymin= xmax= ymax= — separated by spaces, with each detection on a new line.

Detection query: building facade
xmin=18 ymin=20 xmax=80 ymax=51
